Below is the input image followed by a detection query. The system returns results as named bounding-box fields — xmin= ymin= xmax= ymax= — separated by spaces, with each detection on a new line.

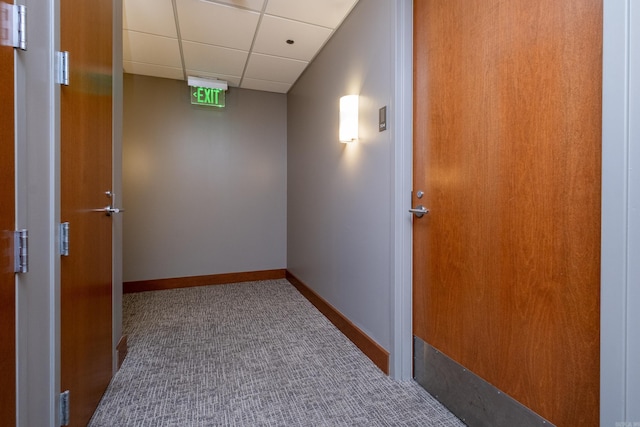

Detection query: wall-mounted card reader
xmin=379 ymin=106 xmax=387 ymax=132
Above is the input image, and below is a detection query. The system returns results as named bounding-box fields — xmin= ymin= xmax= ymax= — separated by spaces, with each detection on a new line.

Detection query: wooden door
xmin=413 ymin=1 xmax=602 ymax=426
xmin=0 ymin=5 xmax=16 ymax=423
xmin=60 ymin=0 xmax=113 ymax=425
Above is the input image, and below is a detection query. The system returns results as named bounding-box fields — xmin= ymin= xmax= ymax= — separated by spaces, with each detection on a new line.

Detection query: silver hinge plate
xmin=60 ymin=222 xmax=69 ymax=256
xmin=60 ymin=390 xmax=70 ymax=426
xmin=56 ymin=51 xmax=69 ymax=86
xmin=0 ymin=3 xmax=26 ymax=50
xmin=14 ymin=229 xmax=28 ymax=274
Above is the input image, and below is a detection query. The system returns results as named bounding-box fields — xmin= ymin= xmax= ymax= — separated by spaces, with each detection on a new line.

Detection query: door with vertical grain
xmin=60 ymin=0 xmax=113 ymax=425
xmin=412 ymin=1 xmax=602 ymax=426
xmin=0 ymin=4 xmax=16 ymax=423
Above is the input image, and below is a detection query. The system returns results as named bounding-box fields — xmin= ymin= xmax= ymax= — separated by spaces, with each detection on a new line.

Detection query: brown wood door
xmin=0 ymin=6 xmax=16 ymax=424
xmin=413 ymin=1 xmax=602 ymax=426
xmin=60 ymin=0 xmax=113 ymax=425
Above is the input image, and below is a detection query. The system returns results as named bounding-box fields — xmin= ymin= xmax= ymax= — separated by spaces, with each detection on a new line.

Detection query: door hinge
xmin=60 ymin=390 xmax=70 ymax=426
xmin=60 ymin=222 xmax=69 ymax=256
xmin=56 ymin=51 xmax=69 ymax=86
xmin=0 ymin=3 xmax=26 ymax=50
xmin=14 ymin=229 xmax=28 ymax=274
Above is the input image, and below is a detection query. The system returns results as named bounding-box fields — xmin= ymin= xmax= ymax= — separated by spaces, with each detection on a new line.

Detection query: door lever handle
xmin=102 ymin=191 xmax=124 ymax=216
xmin=93 ymin=206 xmax=125 ymax=216
xmin=105 ymin=206 xmax=124 ymax=216
xmin=409 ymin=205 xmax=429 ymax=218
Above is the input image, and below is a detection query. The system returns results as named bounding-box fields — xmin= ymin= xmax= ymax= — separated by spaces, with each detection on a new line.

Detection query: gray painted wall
xmin=122 ymin=75 xmax=287 ymax=282
xmin=287 ymin=0 xmax=396 ymax=353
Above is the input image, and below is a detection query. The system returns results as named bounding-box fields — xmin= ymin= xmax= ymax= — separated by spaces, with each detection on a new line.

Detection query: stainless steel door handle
xmin=409 ymin=205 xmax=429 ymax=218
xmin=102 ymin=191 xmax=124 ymax=216
xmin=94 ymin=206 xmax=125 ymax=216
xmin=105 ymin=206 xmax=124 ymax=216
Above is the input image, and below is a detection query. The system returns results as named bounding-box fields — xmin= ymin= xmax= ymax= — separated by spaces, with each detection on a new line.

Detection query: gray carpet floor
xmin=89 ymin=279 xmax=466 ymax=426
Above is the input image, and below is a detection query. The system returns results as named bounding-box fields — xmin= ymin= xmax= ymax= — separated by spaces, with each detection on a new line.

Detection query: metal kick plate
xmin=414 ymin=337 xmax=555 ymax=427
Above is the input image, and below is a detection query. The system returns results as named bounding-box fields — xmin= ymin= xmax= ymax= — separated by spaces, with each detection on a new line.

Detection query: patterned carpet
xmin=89 ymin=279 xmax=465 ymax=426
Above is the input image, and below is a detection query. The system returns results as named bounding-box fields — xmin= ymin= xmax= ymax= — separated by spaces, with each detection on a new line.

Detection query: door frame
xmin=15 ymin=0 xmax=60 ymax=425
xmin=390 ymin=0 xmax=414 ymax=380
xmin=600 ymin=0 xmax=640 ymax=424
xmin=15 ymin=0 xmax=123 ymax=424
xmin=394 ymin=0 xmax=640 ymax=422
xmin=112 ymin=0 xmax=124 ymax=376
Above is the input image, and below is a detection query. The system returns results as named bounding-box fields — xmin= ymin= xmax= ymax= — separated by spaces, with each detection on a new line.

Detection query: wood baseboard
xmin=123 ymin=269 xmax=287 ymax=294
xmin=116 ymin=335 xmax=128 ymax=370
xmin=285 ymin=271 xmax=390 ymax=375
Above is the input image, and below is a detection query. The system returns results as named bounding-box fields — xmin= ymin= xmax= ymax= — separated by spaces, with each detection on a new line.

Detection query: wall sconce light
xmin=339 ymin=95 xmax=359 ymax=143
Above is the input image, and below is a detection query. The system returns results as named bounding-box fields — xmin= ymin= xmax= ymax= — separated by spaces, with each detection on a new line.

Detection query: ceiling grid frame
xmin=170 ymin=0 xmax=188 ymax=81
xmin=238 ymin=0 xmax=269 ymax=88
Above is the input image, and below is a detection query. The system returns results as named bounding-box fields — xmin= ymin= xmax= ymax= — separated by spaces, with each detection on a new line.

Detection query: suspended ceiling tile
xmin=253 ymin=15 xmax=332 ymax=61
xmin=183 ymin=41 xmax=248 ymax=77
xmin=244 ymin=53 xmax=307 ymax=84
xmin=185 ymin=70 xmax=241 ymax=87
xmin=265 ymin=0 xmax=358 ymax=28
xmin=124 ymin=61 xmax=185 ymax=80
xmin=124 ymin=0 xmax=177 ymax=37
xmin=241 ymin=78 xmax=291 ymax=93
xmin=177 ymin=0 xmax=260 ymax=50
xmin=199 ymin=0 xmax=265 ymax=12
xmin=124 ymin=31 xmax=182 ymax=68
xmin=123 ymin=0 xmax=360 ymax=93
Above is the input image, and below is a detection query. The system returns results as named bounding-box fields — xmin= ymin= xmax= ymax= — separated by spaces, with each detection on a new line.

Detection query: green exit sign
xmin=190 ymin=86 xmax=225 ymax=108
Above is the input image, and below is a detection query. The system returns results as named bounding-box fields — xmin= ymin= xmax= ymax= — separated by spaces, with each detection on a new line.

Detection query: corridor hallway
xmin=89 ymin=280 xmax=464 ymax=426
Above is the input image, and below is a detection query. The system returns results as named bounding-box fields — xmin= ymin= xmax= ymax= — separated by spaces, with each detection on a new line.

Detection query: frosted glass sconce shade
xmin=339 ymin=95 xmax=359 ymax=142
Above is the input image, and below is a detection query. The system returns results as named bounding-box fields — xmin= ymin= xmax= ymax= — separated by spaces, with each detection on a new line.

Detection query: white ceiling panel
xmin=244 ymin=53 xmax=307 ymax=84
xmin=123 ymin=0 xmax=359 ymax=92
xmin=177 ymin=0 xmax=260 ymax=50
xmin=124 ymin=61 xmax=185 ymax=81
xmin=199 ymin=0 xmax=265 ymax=12
xmin=124 ymin=31 xmax=182 ymax=68
xmin=185 ymin=70 xmax=242 ymax=87
xmin=253 ymin=15 xmax=332 ymax=61
xmin=123 ymin=0 xmax=177 ymax=37
xmin=265 ymin=0 xmax=358 ymax=28
xmin=241 ymin=78 xmax=291 ymax=93
xmin=182 ymin=41 xmax=248 ymax=77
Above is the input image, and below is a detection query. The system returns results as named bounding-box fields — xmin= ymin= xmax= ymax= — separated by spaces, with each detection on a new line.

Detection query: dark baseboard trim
xmin=123 ymin=269 xmax=287 ymax=294
xmin=285 ymin=270 xmax=390 ymax=375
xmin=116 ymin=335 xmax=128 ymax=370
